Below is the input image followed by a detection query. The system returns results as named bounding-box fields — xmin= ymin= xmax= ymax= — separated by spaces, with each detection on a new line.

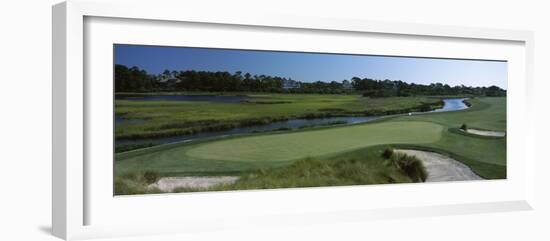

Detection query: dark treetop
xmin=114 ymin=64 xmax=506 ymax=97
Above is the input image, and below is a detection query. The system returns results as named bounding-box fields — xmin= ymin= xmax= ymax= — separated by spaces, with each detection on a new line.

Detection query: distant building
xmin=159 ymin=77 xmax=182 ymax=87
xmin=282 ymin=79 xmax=300 ymax=89
xmin=342 ymin=80 xmax=353 ymax=90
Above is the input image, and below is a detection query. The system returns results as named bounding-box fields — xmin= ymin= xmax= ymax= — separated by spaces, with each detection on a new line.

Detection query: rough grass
xmin=115 ymin=94 xmax=442 ymax=140
xmin=115 ymin=98 xmax=506 ymax=180
xmin=173 ymin=145 xmax=414 ymax=192
xmin=402 ymin=97 xmax=506 ymax=131
xmin=115 ymin=145 xmax=414 ymax=194
xmin=114 ymin=97 xmax=506 ymax=194
xmin=388 ymin=152 xmax=427 ymax=182
xmin=115 ymin=121 xmax=443 ymax=176
xmin=114 ymin=171 xmax=162 ymax=195
xmin=213 ymin=159 xmax=397 ymax=190
xmin=385 ymin=97 xmax=506 ymax=176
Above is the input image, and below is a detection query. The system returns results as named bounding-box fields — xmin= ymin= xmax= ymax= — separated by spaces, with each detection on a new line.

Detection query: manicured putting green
xmin=185 ymin=121 xmax=443 ymax=162
xmin=115 ymin=97 xmax=505 ymax=184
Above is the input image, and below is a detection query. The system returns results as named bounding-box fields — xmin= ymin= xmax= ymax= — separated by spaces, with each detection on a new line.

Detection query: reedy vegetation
xmin=115 ymin=95 xmax=444 ymax=141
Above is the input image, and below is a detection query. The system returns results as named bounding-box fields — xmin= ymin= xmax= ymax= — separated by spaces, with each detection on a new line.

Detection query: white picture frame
xmin=52 ymin=0 xmax=535 ymax=240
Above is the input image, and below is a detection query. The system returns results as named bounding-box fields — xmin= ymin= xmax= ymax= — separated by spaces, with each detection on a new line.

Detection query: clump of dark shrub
xmin=382 ymin=148 xmax=394 ymax=159
xmin=460 ymin=123 xmax=468 ymax=131
xmin=143 ymin=170 xmax=160 ymax=184
xmin=381 ymin=150 xmax=427 ymax=182
xmin=390 ymin=154 xmax=427 ymax=182
xmin=114 ymin=177 xmax=145 ymax=195
xmin=114 ymin=171 xmax=163 ymax=195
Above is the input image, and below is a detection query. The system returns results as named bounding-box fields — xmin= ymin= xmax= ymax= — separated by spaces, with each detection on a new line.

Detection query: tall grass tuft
xmin=205 ymin=155 xmax=412 ymax=192
xmin=114 ymin=170 xmax=163 ymax=195
xmin=143 ymin=170 xmax=160 ymax=184
xmin=382 ymin=148 xmax=394 ymax=159
xmin=114 ymin=177 xmax=149 ymax=195
xmin=389 ymin=153 xmax=427 ymax=182
xmin=381 ymin=150 xmax=427 ymax=182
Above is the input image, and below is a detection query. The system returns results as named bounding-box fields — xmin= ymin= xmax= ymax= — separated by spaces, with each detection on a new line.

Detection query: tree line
xmin=115 ymin=64 xmax=506 ymax=97
xmin=351 ymin=77 xmax=506 ymax=97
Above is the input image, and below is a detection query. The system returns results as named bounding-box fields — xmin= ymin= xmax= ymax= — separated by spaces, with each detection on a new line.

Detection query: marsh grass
xmin=114 ymin=145 xmax=416 ymax=194
xmin=143 ymin=170 xmax=160 ymax=184
xmin=114 ymin=97 xmax=506 ymax=195
xmin=207 ymin=159 xmax=381 ymax=191
xmin=382 ymin=148 xmax=394 ymax=159
xmin=380 ymin=148 xmax=427 ymax=182
xmin=389 ymin=153 xmax=427 ymax=182
xmin=114 ymin=170 xmax=162 ymax=195
xmin=115 ymin=94 xmax=443 ymax=140
xmin=170 ymin=146 xmax=415 ymax=193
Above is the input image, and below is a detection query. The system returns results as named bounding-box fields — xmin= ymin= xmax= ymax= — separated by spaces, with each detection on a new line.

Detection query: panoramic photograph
xmin=113 ymin=44 xmax=507 ymax=195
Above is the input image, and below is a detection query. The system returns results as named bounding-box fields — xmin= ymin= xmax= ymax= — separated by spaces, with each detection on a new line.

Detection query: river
xmin=115 ymin=97 xmax=468 ymax=146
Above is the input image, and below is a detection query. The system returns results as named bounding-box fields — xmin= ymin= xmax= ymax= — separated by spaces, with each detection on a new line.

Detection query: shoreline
xmin=115 ymin=96 xmax=447 ymax=150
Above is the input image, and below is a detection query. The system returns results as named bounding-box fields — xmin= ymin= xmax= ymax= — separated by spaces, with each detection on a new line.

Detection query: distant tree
xmin=162 ymin=69 xmax=171 ymax=78
xmin=115 ymin=65 xmax=155 ymax=92
xmin=114 ymin=64 xmax=507 ymax=96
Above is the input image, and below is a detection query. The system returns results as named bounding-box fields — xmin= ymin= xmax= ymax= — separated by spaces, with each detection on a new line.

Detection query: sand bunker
xmin=395 ymin=149 xmax=483 ymax=182
xmin=463 ymin=128 xmax=505 ymax=137
xmin=149 ymin=176 xmax=239 ymax=192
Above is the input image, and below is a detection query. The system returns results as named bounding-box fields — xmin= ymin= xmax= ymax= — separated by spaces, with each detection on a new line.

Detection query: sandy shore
xmin=149 ymin=176 xmax=239 ymax=192
xmin=463 ymin=128 xmax=505 ymax=137
xmin=150 ymin=149 xmax=482 ymax=191
xmin=395 ymin=149 xmax=483 ymax=182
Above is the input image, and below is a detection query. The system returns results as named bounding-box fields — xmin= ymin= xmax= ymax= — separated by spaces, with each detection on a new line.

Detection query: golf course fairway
xmin=115 ymin=97 xmax=506 ymax=189
xmin=186 ymin=121 xmax=443 ymax=162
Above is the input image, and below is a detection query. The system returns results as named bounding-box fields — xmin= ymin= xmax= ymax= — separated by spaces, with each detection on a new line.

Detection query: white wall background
xmin=0 ymin=0 xmax=548 ymax=240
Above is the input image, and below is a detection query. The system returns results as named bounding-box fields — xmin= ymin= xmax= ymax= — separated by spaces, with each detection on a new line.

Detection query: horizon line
xmin=115 ymin=63 xmax=507 ymax=89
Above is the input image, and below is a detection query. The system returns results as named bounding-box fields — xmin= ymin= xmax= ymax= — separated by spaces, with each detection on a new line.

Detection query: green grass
xmin=115 ymin=121 xmax=443 ymax=176
xmin=392 ymin=97 xmax=506 ymax=166
xmin=185 ymin=121 xmax=442 ymax=162
xmin=387 ymin=151 xmax=427 ymax=182
xmin=115 ymin=94 xmax=442 ymax=140
xmin=398 ymin=97 xmax=506 ymax=131
xmin=115 ymin=145 xmax=420 ymax=194
xmin=168 ymin=145 xmax=431 ymax=193
xmin=175 ymin=145 xmax=417 ymax=192
xmin=114 ymin=96 xmax=506 ymax=194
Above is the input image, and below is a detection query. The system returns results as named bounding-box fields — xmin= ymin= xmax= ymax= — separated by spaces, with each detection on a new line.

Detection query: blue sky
xmin=114 ymin=44 xmax=507 ymax=89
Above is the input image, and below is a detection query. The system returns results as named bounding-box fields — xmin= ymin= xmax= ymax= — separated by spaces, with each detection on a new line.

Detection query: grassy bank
xmin=115 ymin=94 xmax=443 ymax=140
xmin=114 ymin=96 xmax=506 ymax=195
xmin=115 ymin=121 xmax=442 ymax=177
xmin=115 ymin=145 xmax=425 ymax=194
xmin=199 ymin=146 xmax=426 ymax=191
